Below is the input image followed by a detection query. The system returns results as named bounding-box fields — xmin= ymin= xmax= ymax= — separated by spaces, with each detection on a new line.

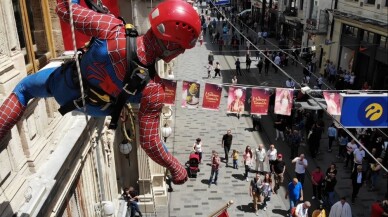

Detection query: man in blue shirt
xmin=285 ymin=178 xmax=304 ymax=216
xmin=327 ymin=123 xmax=337 ymax=152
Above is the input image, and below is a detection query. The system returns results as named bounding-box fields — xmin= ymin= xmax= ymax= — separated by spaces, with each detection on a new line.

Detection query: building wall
xmin=0 ymin=1 xmax=124 ymax=216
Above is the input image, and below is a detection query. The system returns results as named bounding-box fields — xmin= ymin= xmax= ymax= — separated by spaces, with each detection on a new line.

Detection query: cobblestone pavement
xmin=155 ymin=14 xmax=386 ymax=217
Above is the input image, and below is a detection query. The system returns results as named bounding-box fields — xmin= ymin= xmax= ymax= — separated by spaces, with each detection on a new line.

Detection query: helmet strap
xmin=155 ymin=38 xmax=184 ymax=59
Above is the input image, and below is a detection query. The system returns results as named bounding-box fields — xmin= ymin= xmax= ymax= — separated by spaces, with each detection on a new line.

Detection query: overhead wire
xmin=208 ymin=2 xmax=388 ymax=172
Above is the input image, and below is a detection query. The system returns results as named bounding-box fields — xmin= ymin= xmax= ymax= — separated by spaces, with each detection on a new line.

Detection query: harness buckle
xmin=73 ymin=97 xmax=86 ymax=110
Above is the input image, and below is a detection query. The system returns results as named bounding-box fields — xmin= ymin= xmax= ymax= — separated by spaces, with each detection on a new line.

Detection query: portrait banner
xmin=227 ymin=86 xmax=246 ymax=113
xmin=323 ymin=92 xmax=341 ymax=115
xmin=202 ymin=83 xmax=222 ymax=111
xmin=274 ymin=88 xmax=293 ymax=116
xmin=251 ymin=88 xmax=270 ymax=115
xmin=162 ymin=79 xmax=177 ymax=106
xmin=181 ymin=80 xmax=200 ymax=108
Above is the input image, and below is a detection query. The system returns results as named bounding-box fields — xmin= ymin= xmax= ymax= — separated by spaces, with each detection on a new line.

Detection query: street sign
xmin=340 ymin=93 xmax=388 ymax=128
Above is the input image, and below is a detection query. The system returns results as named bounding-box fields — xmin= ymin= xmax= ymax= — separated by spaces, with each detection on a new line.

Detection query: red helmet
xmin=149 ymin=0 xmax=201 ymax=49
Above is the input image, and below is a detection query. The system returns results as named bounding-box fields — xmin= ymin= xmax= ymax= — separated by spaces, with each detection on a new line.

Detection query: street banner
xmin=181 ymin=80 xmax=200 ymax=109
xmin=274 ymin=88 xmax=294 ymax=116
xmin=340 ymin=93 xmax=388 ymax=128
xmin=162 ymin=79 xmax=177 ymax=106
xmin=251 ymin=88 xmax=270 ymax=115
xmin=214 ymin=0 xmax=230 ymax=6
xmin=227 ymin=86 xmax=246 ymax=113
xmin=202 ymin=83 xmax=223 ymax=111
xmin=323 ymin=92 xmax=341 ymax=115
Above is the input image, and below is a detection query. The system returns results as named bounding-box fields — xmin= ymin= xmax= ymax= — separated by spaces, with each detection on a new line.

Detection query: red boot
xmin=0 ymin=93 xmax=26 ymax=140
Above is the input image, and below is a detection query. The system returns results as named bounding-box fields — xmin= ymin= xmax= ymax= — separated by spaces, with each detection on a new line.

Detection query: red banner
xmin=162 ymin=79 xmax=177 ymax=106
xmin=181 ymin=81 xmax=200 ymax=108
xmin=274 ymin=88 xmax=294 ymax=116
xmin=251 ymin=88 xmax=270 ymax=115
xmin=227 ymin=87 xmax=246 ymax=113
xmin=202 ymin=83 xmax=222 ymax=110
xmin=217 ymin=210 xmax=229 ymax=217
xmin=323 ymin=92 xmax=342 ymax=115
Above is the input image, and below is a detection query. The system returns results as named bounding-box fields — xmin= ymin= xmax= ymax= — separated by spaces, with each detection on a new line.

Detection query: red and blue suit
xmin=0 ymin=0 xmax=190 ymax=184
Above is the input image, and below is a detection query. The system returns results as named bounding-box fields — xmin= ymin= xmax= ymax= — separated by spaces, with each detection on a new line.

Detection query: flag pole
xmin=208 ymin=200 xmax=234 ymax=217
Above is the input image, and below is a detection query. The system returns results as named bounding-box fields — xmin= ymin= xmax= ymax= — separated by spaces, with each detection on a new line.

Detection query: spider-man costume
xmin=0 ymin=0 xmax=201 ymax=184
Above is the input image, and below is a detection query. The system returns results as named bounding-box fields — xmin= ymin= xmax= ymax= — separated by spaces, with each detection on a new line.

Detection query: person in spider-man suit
xmin=0 ymin=0 xmax=201 ymax=184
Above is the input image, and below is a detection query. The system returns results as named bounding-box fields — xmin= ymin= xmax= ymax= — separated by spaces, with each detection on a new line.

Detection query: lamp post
xmin=161 ymin=107 xmax=173 ymax=142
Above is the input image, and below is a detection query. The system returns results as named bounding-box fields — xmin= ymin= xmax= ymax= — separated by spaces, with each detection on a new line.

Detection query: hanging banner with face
xmin=202 ymin=83 xmax=223 ymax=111
xmin=251 ymin=88 xmax=270 ymax=115
xmin=161 ymin=79 xmax=177 ymax=106
xmin=274 ymin=88 xmax=293 ymax=116
xmin=227 ymin=86 xmax=246 ymax=114
xmin=323 ymin=92 xmax=342 ymax=115
xmin=182 ymin=81 xmax=200 ymax=108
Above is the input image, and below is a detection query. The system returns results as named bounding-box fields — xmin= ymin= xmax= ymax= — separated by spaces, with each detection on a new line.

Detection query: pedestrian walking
xmin=264 ymin=54 xmax=270 ymax=75
xmin=199 ymin=33 xmax=203 ymax=46
xmin=289 ymin=130 xmax=302 ymax=159
xmin=323 ymin=171 xmax=337 ymax=207
xmin=208 ymin=151 xmax=221 ymax=187
xmin=243 ymin=145 xmax=254 ymax=181
xmin=208 ymin=51 xmax=214 ymax=65
xmin=311 ymin=166 xmax=325 ymax=203
xmin=235 ymin=58 xmax=242 ymax=75
xmin=327 ymin=123 xmax=337 ymax=152
xmin=267 ymin=144 xmax=278 ymax=173
xmin=254 ymin=144 xmax=267 ymax=173
xmin=351 ymin=165 xmax=365 ymax=204
xmin=292 ymin=154 xmax=308 ymax=186
xmin=222 ymin=130 xmax=233 ymax=166
xmin=294 ymin=201 xmax=311 ymax=217
xmin=274 ymin=117 xmax=286 ymax=141
xmin=246 ymin=53 xmax=252 ymax=72
xmin=250 ymin=172 xmax=263 ymax=216
xmin=257 ymin=56 xmax=264 ymax=75
xmin=231 ymin=75 xmax=238 ymax=85
xmin=193 ymin=138 xmax=203 ymax=163
xmin=272 ymin=153 xmax=286 ymax=194
xmin=369 ymin=158 xmax=383 ymax=191
xmin=214 ymin=62 xmax=221 ymax=78
xmin=329 ymin=197 xmax=352 ymax=217
xmin=231 ymin=149 xmax=239 ymax=169
xmin=337 ymin=132 xmax=348 ymax=159
xmin=262 ymin=172 xmax=273 ymax=211
xmin=344 ymin=139 xmax=357 ymax=168
xmin=205 ymin=62 xmax=213 ymax=78
xmin=285 ymin=178 xmax=304 ymax=216
xmin=274 ymin=53 xmax=281 ymax=73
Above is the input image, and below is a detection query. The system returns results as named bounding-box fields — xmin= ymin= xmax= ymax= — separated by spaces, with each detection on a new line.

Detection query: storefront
xmin=281 ymin=17 xmax=303 ymax=47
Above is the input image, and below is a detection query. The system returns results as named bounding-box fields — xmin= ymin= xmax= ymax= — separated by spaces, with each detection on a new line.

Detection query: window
xmin=343 ymin=25 xmax=358 ymax=37
xmin=367 ymin=0 xmax=376 ymax=4
xmin=300 ymin=0 xmax=304 ymax=10
xmin=12 ymin=0 xmax=53 ymax=74
xmin=386 ymin=0 xmax=388 ymax=7
xmin=363 ymin=31 xmax=374 ymax=43
xmin=380 ymin=36 xmax=387 ymax=49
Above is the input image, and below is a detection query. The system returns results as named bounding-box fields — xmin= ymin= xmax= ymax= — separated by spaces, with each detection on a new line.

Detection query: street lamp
xmin=161 ymin=107 xmax=173 ymax=142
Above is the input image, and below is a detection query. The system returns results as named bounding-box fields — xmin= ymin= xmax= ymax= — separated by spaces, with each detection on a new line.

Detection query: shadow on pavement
xmin=272 ymin=208 xmax=289 ymax=216
xmin=200 ymin=179 xmax=209 ymax=185
xmin=236 ymin=203 xmax=255 ymax=213
xmin=232 ymin=174 xmax=245 ymax=181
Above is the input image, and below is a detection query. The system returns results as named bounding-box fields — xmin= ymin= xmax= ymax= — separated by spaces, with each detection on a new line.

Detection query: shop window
xmin=363 ymin=31 xmax=374 ymax=44
xmin=367 ymin=0 xmax=375 ymax=4
xmin=380 ymin=36 xmax=387 ymax=49
xmin=12 ymin=0 xmax=52 ymax=74
xmin=344 ymin=25 xmax=358 ymax=37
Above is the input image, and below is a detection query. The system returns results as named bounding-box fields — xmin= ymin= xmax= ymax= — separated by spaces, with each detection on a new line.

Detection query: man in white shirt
xmin=292 ymin=154 xmax=308 ymax=186
xmin=345 ymin=140 xmax=358 ymax=168
xmin=255 ymin=144 xmax=267 ymax=173
xmin=353 ymin=145 xmax=365 ymax=169
xmin=329 ymin=197 xmax=352 ymax=217
xmin=294 ymin=201 xmax=311 ymax=217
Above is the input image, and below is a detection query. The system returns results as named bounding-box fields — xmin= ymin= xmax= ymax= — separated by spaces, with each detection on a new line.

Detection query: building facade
xmin=1 ymin=0 xmax=170 ymax=216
